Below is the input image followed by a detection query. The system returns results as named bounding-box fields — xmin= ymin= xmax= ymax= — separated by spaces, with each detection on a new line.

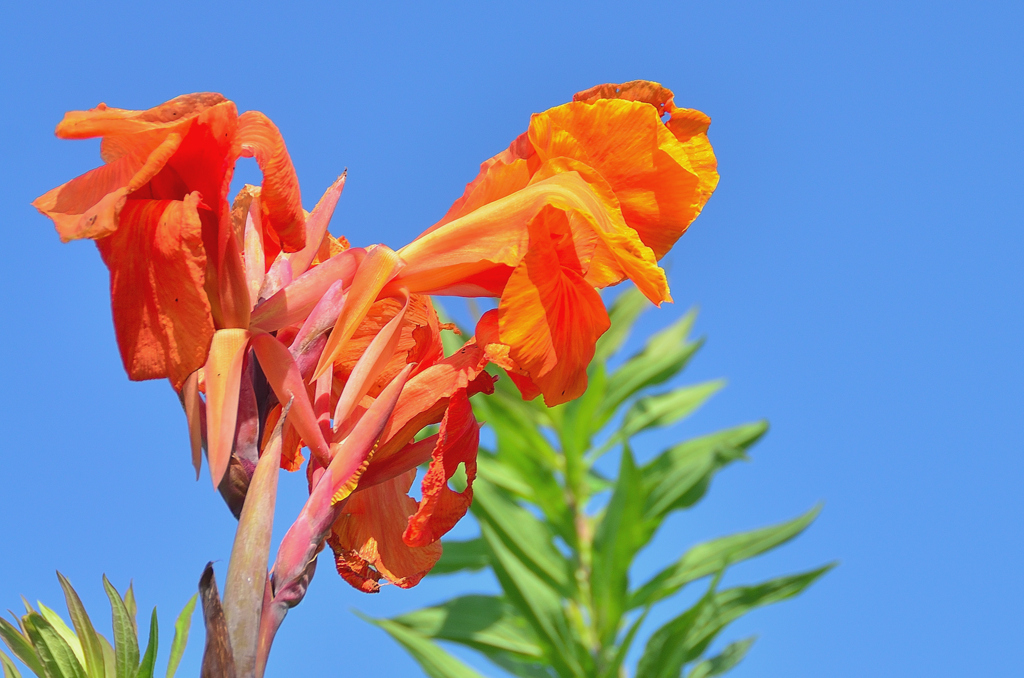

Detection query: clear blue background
xmin=1 ymin=1 xmax=1020 ymax=676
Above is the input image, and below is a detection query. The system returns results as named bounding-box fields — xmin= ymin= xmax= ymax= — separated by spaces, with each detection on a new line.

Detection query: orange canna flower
xmin=33 ymin=93 xmax=306 ymax=388
xmin=395 ymin=80 xmax=718 ymax=405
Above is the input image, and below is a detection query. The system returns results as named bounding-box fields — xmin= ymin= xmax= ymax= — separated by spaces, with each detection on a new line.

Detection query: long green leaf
xmin=102 ymin=577 xmax=139 ymax=678
xmin=121 ymin=587 xmax=136 ymax=639
xmin=99 ymin=637 xmax=115 ymax=678
xmin=37 ymin=603 xmax=84 ymax=669
xmin=687 ymin=637 xmax=756 ymax=678
xmin=476 ymin=454 xmax=574 ymax=547
xmin=618 ymin=380 xmax=724 ymax=440
xmin=555 ymin=363 xmax=606 ymax=492
xmin=428 ymin=540 xmax=490 ymax=576
xmin=363 ymin=615 xmax=487 ymax=678
xmin=0 ymin=649 xmax=22 ymax=678
xmin=641 ymin=422 xmax=767 ymax=535
xmin=591 ymin=447 xmax=644 ymax=649
xmin=57 ymin=573 xmax=106 ymax=678
xmin=24 ymin=612 xmax=87 ymax=678
xmin=164 ymin=594 xmax=196 ymax=678
xmin=471 ymin=480 xmax=574 ymax=596
xmin=630 ymin=505 xmax=822 ymax=609
xmin=0 ymin=618 xmax=45 ymax=677
xmin=600 ymin=310 xmax=701 ymax=423
xmin=391 ymin=595 xmax=542 ymax=660
xmin=478 ymin=520 xmax=589 ymax=678
xmin=636 ymin=566 xmax=833 ymax=678
xmin=134 ymin=610 xmax=157 ymax=678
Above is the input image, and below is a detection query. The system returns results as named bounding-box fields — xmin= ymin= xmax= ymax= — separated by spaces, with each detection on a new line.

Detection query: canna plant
xmin=30 ymin=79 xmax=726 ymax=675
xmin=0 ymin=573 xmax=195 ymax=678
xmin=368 ymin=289 xmax=832 ymax=678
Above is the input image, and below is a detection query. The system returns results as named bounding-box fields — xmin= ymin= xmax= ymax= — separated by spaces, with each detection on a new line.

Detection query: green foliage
xmin=374 ymin=289 xmax=831 ymax=678
xmin=0 ymin=575 xmax=196 ymax=678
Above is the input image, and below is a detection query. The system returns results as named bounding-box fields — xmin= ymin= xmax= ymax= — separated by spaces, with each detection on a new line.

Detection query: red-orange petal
xmin=403 ymin=390 xmax=479 ymax=547
xmin=94 ymin=194 xmax=214 ymax=389
xmin=237 ymin=111 xmax=305 ymax=253
xmin=329 ymin=470 xmax=442 ymax=592
xmin=498 ymin=212 xmax=610 ymax=406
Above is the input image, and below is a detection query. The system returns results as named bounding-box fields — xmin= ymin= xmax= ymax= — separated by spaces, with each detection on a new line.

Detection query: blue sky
xmin=1 ymin=1 xmax=1021 ymax=676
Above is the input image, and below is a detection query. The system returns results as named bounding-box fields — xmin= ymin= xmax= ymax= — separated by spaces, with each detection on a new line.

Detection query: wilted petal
xmin=403 ymin=390 xmax=479 ymax=547
xmin=329 ymin=470 xmax=442 ymax=592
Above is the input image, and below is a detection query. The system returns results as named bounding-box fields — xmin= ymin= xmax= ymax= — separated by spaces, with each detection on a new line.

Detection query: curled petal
xmin=329 ymin=470 xmax=442 ymax=592
xmin=33 ymin=131 xmax=184 ymax=242
xmin=403 ymin=390 xmax=479 ymax=547
xmin=237 ymin=111 xmax=305 ymax=252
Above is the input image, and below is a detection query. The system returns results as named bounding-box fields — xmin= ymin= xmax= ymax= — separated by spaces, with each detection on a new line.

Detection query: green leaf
xmin=555 ymin=363 xmax=606 ymax=494
xmin=641 ymin=422 xmax=767 ymax=537
xmin=631 ymin=505 xmax=822 ymax=609
xmin=0 ymin=618 xmax=45 ymax=677
xmin=477 ymin=454 xmax=574 ymax=547
xmin=120 ymin=588 xmax=136 ymax=640
xmin=591 ymin=447 xmax=644 ymax=649
xmin=687 ymin=637 xmax=756 ymax=678
xmin=428 ymin=540 xmax=490 ymax=576
xmin=636 ymin=566 xmax=833 ymax=678
xmin=134 ymin=610 xmax=157 ymax=678
xmin=600 ymin=310 xmax=701 ymax=423
xmin=391 ymin=595 xmax=542 ymax=660
xmin=57 ymin=573 xmax=106 ymax=678
xmin=0 ymin=649 xmax=22 ymax=678
xmin=99 ymin=637 xmax=115 ymax=678
xmin=23 ymin=612 xmax=87 ymax=678
xmin=594 ymin=287 xmax=649 ymax=363
xmin=618 ymin=380 xmax=725 ymax=440
xmin=37 ymin=604 xmax=84 ymax=669
xmin=102 ymin=577 xmax=139 ymax=678
xmin=164 ymin=594 xmax=196 ymax=678
xmin=478 ymin=520 xmax=589 ymax=678
xmin=363 ymin=615 xmax=487 ymax=678
xmin=471 ymin=480 xmax=574 ymax=596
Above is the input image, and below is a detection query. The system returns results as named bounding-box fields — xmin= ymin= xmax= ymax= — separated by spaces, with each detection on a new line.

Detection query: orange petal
xmin=250 ymin=247 xmax=365 ymax=332
xmin=250 ymin=332 xmax=330 ymax=466
xmin=498 ymin=214 xmax=610 ymax=406
xmin=261 ymin=173 xmax=347 ymax=299
xmin=33 ymin=131 xmax=184 ymax=242
xmin=371 ymin=345 xmax=495 ymax=471
xmin=237 ymin=111 xmax=305 ymax=252
xmin=472 ymin=309 xmax=542 ymax=401
xmin=332 ymin=291 xmax=410 ymax=427
xmin=180 ymin=370 xmax=205 ymax=479
xmin=204 ymin=328 xmax=251 ymax=488
xmin=329 ymin=470 xmax=442 ymax=592
xmin=313 ymin=245 xmax=403 ymax=380
xmin=403 ymin=390 xmax=479 ymax=547
xmin=573 ymin=80 xmax=719 ymax=211
xmin=528 ymin=95 xmax=712 ymax=259
xmin=54 ymin=93 xmax=227 ymax=140
xmin=94 ymin=193 xmax=214 ymax=388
